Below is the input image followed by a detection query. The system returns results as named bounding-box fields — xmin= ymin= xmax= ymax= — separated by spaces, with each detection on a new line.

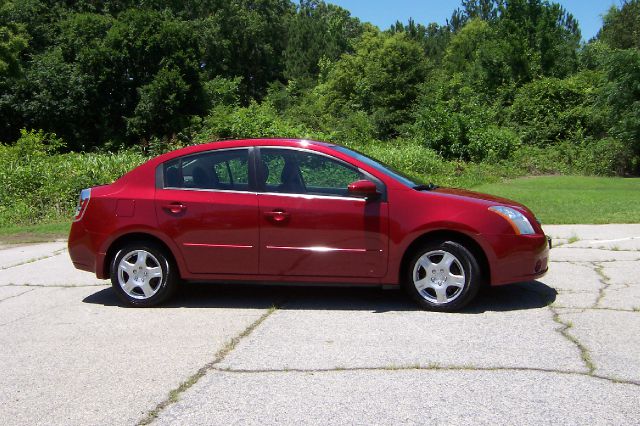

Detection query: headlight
xmin=488 ymin=206 xmax=535 ymax=235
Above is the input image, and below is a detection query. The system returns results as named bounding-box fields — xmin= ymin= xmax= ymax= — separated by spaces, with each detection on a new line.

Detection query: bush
xmin=511 ymin=138 xmax=632 ymax=176
xmin=467 ymin=126 xmax=521 ymax=162
xmin=507 ymin=72 xmax=607 ymax=146
xmin=0 ymin=129 xmax=146 ymax=226
xmin=194 ymin=102 xmax=326 ymax=143
xmin=573 ymin=138 xmax=633 ymax=176
xmin=410 ymin=73 xmax=497 ymax=160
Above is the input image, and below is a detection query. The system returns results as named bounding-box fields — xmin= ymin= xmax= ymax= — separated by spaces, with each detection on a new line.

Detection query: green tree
xmin=211 ymin=0 xmax=293 ymax=100
xmin=598 ymin=0 xmax=640 ymax=49
xmin=10 ymin=48 xmax=98 ymax=150
xmin=91 ymin=8 xmax=205 ymax=144
xmin=602 ymin=49 xmax=640 ymax=167
xmin=389 ymin=19 xmax=452 ymax=67
xmin=0 ymin=1 xmax=28 ymax=78
xmin=126 ymin=66 xmax=192 ymax=139
xmin=284 ymin=0 xmax=361 ymax=83
xmin=496 ymin=0 xmax=581 ymax=82
xmin=320 ymin=28 xmax=427 ymax=138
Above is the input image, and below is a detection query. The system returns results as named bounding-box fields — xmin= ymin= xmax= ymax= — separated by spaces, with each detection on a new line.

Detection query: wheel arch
xmin=103 ymin=232 xmax=181 ymax=280
xmin=399 ymin=230 xmax=491 ymax=286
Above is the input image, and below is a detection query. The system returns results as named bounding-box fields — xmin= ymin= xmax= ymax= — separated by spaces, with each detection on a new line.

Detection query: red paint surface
xmin=68 ymin=139 xmax=549 ymax=287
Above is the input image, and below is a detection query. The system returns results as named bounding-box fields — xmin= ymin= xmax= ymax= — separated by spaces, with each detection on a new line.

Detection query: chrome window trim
xmin=161 ymin=186 xmax=258 ymax=196
xmin=258 ymin=191 xmax=367 ymax=202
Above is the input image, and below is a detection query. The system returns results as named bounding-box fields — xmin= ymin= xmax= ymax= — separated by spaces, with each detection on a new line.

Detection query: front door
xmin=257 ymin=148 xmax=389 ymax=278
xmin=155 ymin=148 xmax=259 ymax=274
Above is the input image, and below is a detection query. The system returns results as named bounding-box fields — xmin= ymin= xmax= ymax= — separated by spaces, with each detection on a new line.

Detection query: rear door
xmin=257 ymin=148 xmax=389 ymax=278
xmin=155 ymin=148 xmax=259 ymax=274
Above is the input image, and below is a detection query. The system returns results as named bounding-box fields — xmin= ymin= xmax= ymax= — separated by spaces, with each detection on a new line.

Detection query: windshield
xmin=331 ymin=146 xmax=426 ymax=188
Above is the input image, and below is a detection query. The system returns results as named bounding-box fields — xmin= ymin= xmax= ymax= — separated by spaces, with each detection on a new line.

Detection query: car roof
xmin=152 ymin=138 xmax=334 ymax=163
xmin=186 ymin=138 xmax=332 ymax=151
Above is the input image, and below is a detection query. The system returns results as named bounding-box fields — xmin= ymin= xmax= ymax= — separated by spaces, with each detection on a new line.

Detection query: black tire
xmin=403 ymin=240 xmax=482 ymax=312
xmin=110 ymin=242 xmax=178 ymax=307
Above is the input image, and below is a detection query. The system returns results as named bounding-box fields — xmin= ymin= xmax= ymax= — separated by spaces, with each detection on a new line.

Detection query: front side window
xmin=259 ymin=149 xmax=365 ymax=197
xmin=163 ymin=149 xmax=250 ymax=191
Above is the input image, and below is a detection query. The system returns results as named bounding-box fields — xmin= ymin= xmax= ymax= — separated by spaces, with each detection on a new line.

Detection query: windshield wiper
xmin=413 ymin=183 xmax=439 ymax=191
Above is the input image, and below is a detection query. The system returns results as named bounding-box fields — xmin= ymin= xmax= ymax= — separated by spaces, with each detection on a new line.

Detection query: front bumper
xmin=487 ymin=233 xmax=550 ymax=286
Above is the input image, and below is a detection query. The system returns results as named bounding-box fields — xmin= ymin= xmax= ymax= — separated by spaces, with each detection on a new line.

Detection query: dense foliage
xmin=1 ymin=0 xmax=640 ymax=225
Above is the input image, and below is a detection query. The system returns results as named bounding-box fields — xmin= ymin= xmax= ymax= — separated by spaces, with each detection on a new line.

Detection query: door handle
xmin=264 ymin=210 xmax=290 ymax=223
xmin=162 ymin=202 xmax=186 ymax=214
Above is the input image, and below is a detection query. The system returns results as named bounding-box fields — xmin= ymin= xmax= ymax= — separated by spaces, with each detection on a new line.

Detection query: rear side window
xmin=163 ymin=149 xmax=250 ymax=191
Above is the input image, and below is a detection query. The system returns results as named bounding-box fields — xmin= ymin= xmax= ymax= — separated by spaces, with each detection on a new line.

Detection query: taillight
xmin=73 ymin=188 xmax=91 ymax=222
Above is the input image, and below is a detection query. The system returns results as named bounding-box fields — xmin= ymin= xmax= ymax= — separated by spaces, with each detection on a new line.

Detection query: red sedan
xmin=69 ymin=139 xmax=550 ymax=311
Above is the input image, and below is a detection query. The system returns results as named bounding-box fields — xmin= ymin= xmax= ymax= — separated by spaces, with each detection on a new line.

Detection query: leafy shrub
xmin=194 ymin=102 xmax=327 ymax=143
xmin=0 ymin=129 xmax=146 ymax=226
xmin=411 ymin=73 xmax=497 ymax=160
xmin=507 ymin=72 xmax=607 ymax=146
xmin=573 ymin=138 xmax=633 ymax=176
xmin=602 ymin=48 xmax=640 ymax=167
xmin=511 ymin=138 xmax=632 ymax=176
xmin=467 ymin=126 xmax=521 ymax=162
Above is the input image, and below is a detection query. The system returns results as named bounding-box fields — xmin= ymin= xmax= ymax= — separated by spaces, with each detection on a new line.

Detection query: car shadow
xmin=82 ymin=280 xmax=556 ymax=313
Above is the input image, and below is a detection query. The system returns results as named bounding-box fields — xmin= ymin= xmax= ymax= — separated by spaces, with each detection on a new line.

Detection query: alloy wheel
xmin=117 ymin=250 xmax=164 ymax=299
xmin=412 ymin=250 xmax=466 ymax=304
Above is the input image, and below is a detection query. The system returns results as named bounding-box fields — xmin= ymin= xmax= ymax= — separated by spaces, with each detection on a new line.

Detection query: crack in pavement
xmin=480 ymin=283 xmax=599 ymax=378
xmin=546 ymin=249 xmax=635 ymax=382
xmin=211 ymin=365 xmax=640 ymax=387
xmin=552 ymin=306 xmax=640 ymax=313
xmin=549 ymin=306 xmax=595 ymax=374
xmin=0 ymin=248 xmax=67 ymax=270
xmin=0 ymin=301 xmax=71 ymax=328
xmin=551 ymin=306 xmax=596 ymax=374
xmin=593 ymin=263 xmax=612 ymax=308
xmin=0 ymin=288 xmax=36 ymax=303
xmin=137 ymin=305 xmax=280 ymax=426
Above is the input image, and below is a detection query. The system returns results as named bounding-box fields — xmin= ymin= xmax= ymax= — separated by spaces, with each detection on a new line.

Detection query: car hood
xmin=432 ymin=187 xmax=530 ymax=211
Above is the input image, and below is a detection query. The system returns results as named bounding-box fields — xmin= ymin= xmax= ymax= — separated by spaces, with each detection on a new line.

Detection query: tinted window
xmin=260 ymin=149 xmax=364 ymax=197
xmin=163 ymin=149 xmax=250 ymax=191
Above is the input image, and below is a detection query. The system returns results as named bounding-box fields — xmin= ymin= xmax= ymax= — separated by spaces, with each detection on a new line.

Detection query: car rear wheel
xmin=110 ymin=242 xmax=177 ymax=307
xmin=404 ymin=241 xmax=482 ymax=312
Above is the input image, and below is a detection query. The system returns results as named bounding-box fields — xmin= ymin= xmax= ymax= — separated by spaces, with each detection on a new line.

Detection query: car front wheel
xmin=404 ymin=241 xmax=482 ymax=312
xmin=110 ymin=242 xmax=177 ymax=307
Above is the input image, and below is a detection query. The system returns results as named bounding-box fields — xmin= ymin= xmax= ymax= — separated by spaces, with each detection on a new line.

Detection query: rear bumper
xmin=487 ymin=233 xmax=550 ymax=286
xmin=68 ymin=221 xmax=108 ymax=279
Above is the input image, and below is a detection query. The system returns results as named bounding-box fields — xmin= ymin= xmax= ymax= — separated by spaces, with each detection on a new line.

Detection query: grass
xmin=0 ymin=222 xmax=70 ymax=245
xmin=473 ymin=176 xmax=640 ymax=224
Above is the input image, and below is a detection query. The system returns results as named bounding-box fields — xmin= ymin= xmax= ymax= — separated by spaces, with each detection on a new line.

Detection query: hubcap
xmin=412 ymin=250 xmax=466 ymax=304
xmin=117 ymin=250 xmax=163 ymax=300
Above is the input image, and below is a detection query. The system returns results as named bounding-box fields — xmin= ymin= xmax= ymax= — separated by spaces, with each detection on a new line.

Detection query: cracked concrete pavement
xmin=0 ymin=225 xmax=638 ymax=425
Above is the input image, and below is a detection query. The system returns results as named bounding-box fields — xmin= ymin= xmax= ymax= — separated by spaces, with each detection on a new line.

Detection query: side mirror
xmin=347 ymin=179 xmax=380 ymax=200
